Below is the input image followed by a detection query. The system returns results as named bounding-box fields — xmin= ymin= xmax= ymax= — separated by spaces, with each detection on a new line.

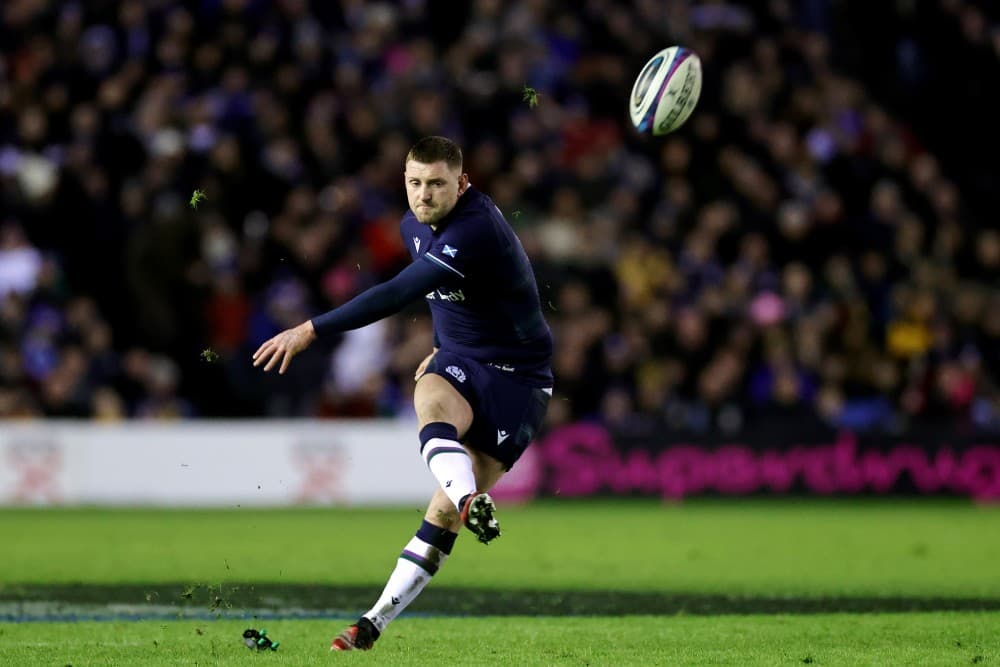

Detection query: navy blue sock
xmin=416 ymin=519 xmax=459 ymax=555
xmin=419 ymin=422 xmax=459 ymax=453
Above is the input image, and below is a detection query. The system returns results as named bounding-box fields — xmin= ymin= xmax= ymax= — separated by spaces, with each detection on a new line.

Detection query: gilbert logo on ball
xmin=630 ymin=46 xmax=702 ymax=136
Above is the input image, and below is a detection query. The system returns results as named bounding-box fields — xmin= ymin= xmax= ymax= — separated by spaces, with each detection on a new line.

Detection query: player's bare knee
xmin=416 ymin=376 xmax=472 ymax=428
xmin=416 ymin=397 xmax=451 ymax=423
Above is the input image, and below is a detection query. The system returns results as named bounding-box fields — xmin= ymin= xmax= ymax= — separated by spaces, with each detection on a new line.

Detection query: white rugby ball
xmin=629 ymin=46 xmax=702 ymax=136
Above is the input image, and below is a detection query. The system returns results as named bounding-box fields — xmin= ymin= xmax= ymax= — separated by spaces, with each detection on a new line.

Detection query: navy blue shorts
xmin=424 ymin=350 xmax=552 ymax=469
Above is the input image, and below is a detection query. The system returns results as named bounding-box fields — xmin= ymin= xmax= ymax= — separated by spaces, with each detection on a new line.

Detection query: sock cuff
xmin=423 ymin=442 xmax=468 ymax=465
xmin=416 ymin=520 xmax=458 ymax=555
xmin=419 ymin=422 xmax=459 ymax=449
xmin=358 ymin=616 xmax=382 ymax=639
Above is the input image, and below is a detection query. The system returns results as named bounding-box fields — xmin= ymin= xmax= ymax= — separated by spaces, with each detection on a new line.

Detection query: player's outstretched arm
xmin=253 ymin=258 xmax=454 ymax=374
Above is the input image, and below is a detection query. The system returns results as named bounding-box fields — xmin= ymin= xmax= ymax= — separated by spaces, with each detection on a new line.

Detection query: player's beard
xmin=414 ymin=203 xmax=441 ymax=224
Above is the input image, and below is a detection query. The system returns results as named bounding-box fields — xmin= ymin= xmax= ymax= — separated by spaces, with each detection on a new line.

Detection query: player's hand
xmin=252 ymin=321 xmax=317 ymax=374
xmin=414 ymin=348 xmax=438 ymax=380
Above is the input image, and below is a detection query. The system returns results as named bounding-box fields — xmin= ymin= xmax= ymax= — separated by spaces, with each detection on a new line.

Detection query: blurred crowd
xmin=2 ymin=0 xmax=1000 ymax=436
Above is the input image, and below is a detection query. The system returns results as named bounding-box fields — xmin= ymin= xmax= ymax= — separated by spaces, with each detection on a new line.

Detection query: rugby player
xmin=253 ymin=136 xmax=553 ymax=651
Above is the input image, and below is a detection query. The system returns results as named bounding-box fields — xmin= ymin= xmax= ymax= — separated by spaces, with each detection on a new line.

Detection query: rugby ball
xmin=629 ymin=46 xmax=702 ymax=136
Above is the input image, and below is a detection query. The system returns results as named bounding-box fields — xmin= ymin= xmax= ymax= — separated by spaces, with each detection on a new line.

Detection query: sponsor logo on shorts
xmin=497 ymin=429 xmax=510 ymax=445
xmin=446 ymin=365 xmax=466 ymax=383
xmin=489 ymin=362 xmax=515 ymax=372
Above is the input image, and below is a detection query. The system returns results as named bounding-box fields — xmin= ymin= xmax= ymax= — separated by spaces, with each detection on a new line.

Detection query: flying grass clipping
xmin=522 ymin=85 xmax=539 ymax=108
xmin=189 ymin=189 xmax=206 ymax=209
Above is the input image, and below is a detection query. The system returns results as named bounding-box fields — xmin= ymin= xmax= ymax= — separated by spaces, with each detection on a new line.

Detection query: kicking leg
xmin=425 ymin=444 xmax=507 ymax=536
xmin=414 ymin=373 xmax=477 ymax=511
xmin=332 ymin=446 xmax=506 ymax=651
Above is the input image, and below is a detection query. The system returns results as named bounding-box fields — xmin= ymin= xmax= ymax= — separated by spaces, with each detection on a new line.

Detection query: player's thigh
xmin=466 ymin=378 xmax=551 ymax=470
xmin=414 ymin=372 xmax=473 ymax=434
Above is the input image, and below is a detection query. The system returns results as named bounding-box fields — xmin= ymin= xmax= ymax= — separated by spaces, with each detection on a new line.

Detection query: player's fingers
xmin=252 ymin=338 xmax=275 ymax=363
xmin=263 ymin=344 xmax=284 ymax=372
xmin=254 ymin=347 xmax=275 ymax=368
xmin=279 ymin=349 xmax=294 ymax=374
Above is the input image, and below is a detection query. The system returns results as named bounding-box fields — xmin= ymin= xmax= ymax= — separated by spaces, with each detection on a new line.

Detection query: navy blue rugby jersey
xmin=400 ymin=187 xmax=553 ymax=385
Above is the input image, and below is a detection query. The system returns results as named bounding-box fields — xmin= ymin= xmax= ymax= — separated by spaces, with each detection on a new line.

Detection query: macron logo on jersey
xmin=442 ymin=245 xmax=458 ymax=257
xmin=497 ymin=429 xmax=510 ymax=445
xmin=413 ymin=237 xmax=421 ymax=252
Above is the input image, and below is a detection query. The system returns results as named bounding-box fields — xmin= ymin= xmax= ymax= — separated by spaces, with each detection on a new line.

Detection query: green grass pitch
xmin=2 ymin=499 xmax=999 ymax=665
xmin=1 ymin=614 xmax=998 ymax=666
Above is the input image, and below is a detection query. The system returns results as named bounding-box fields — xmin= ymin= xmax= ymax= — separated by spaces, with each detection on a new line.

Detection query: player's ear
xmin=457 ymin=173 xmax=470 ymax=195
